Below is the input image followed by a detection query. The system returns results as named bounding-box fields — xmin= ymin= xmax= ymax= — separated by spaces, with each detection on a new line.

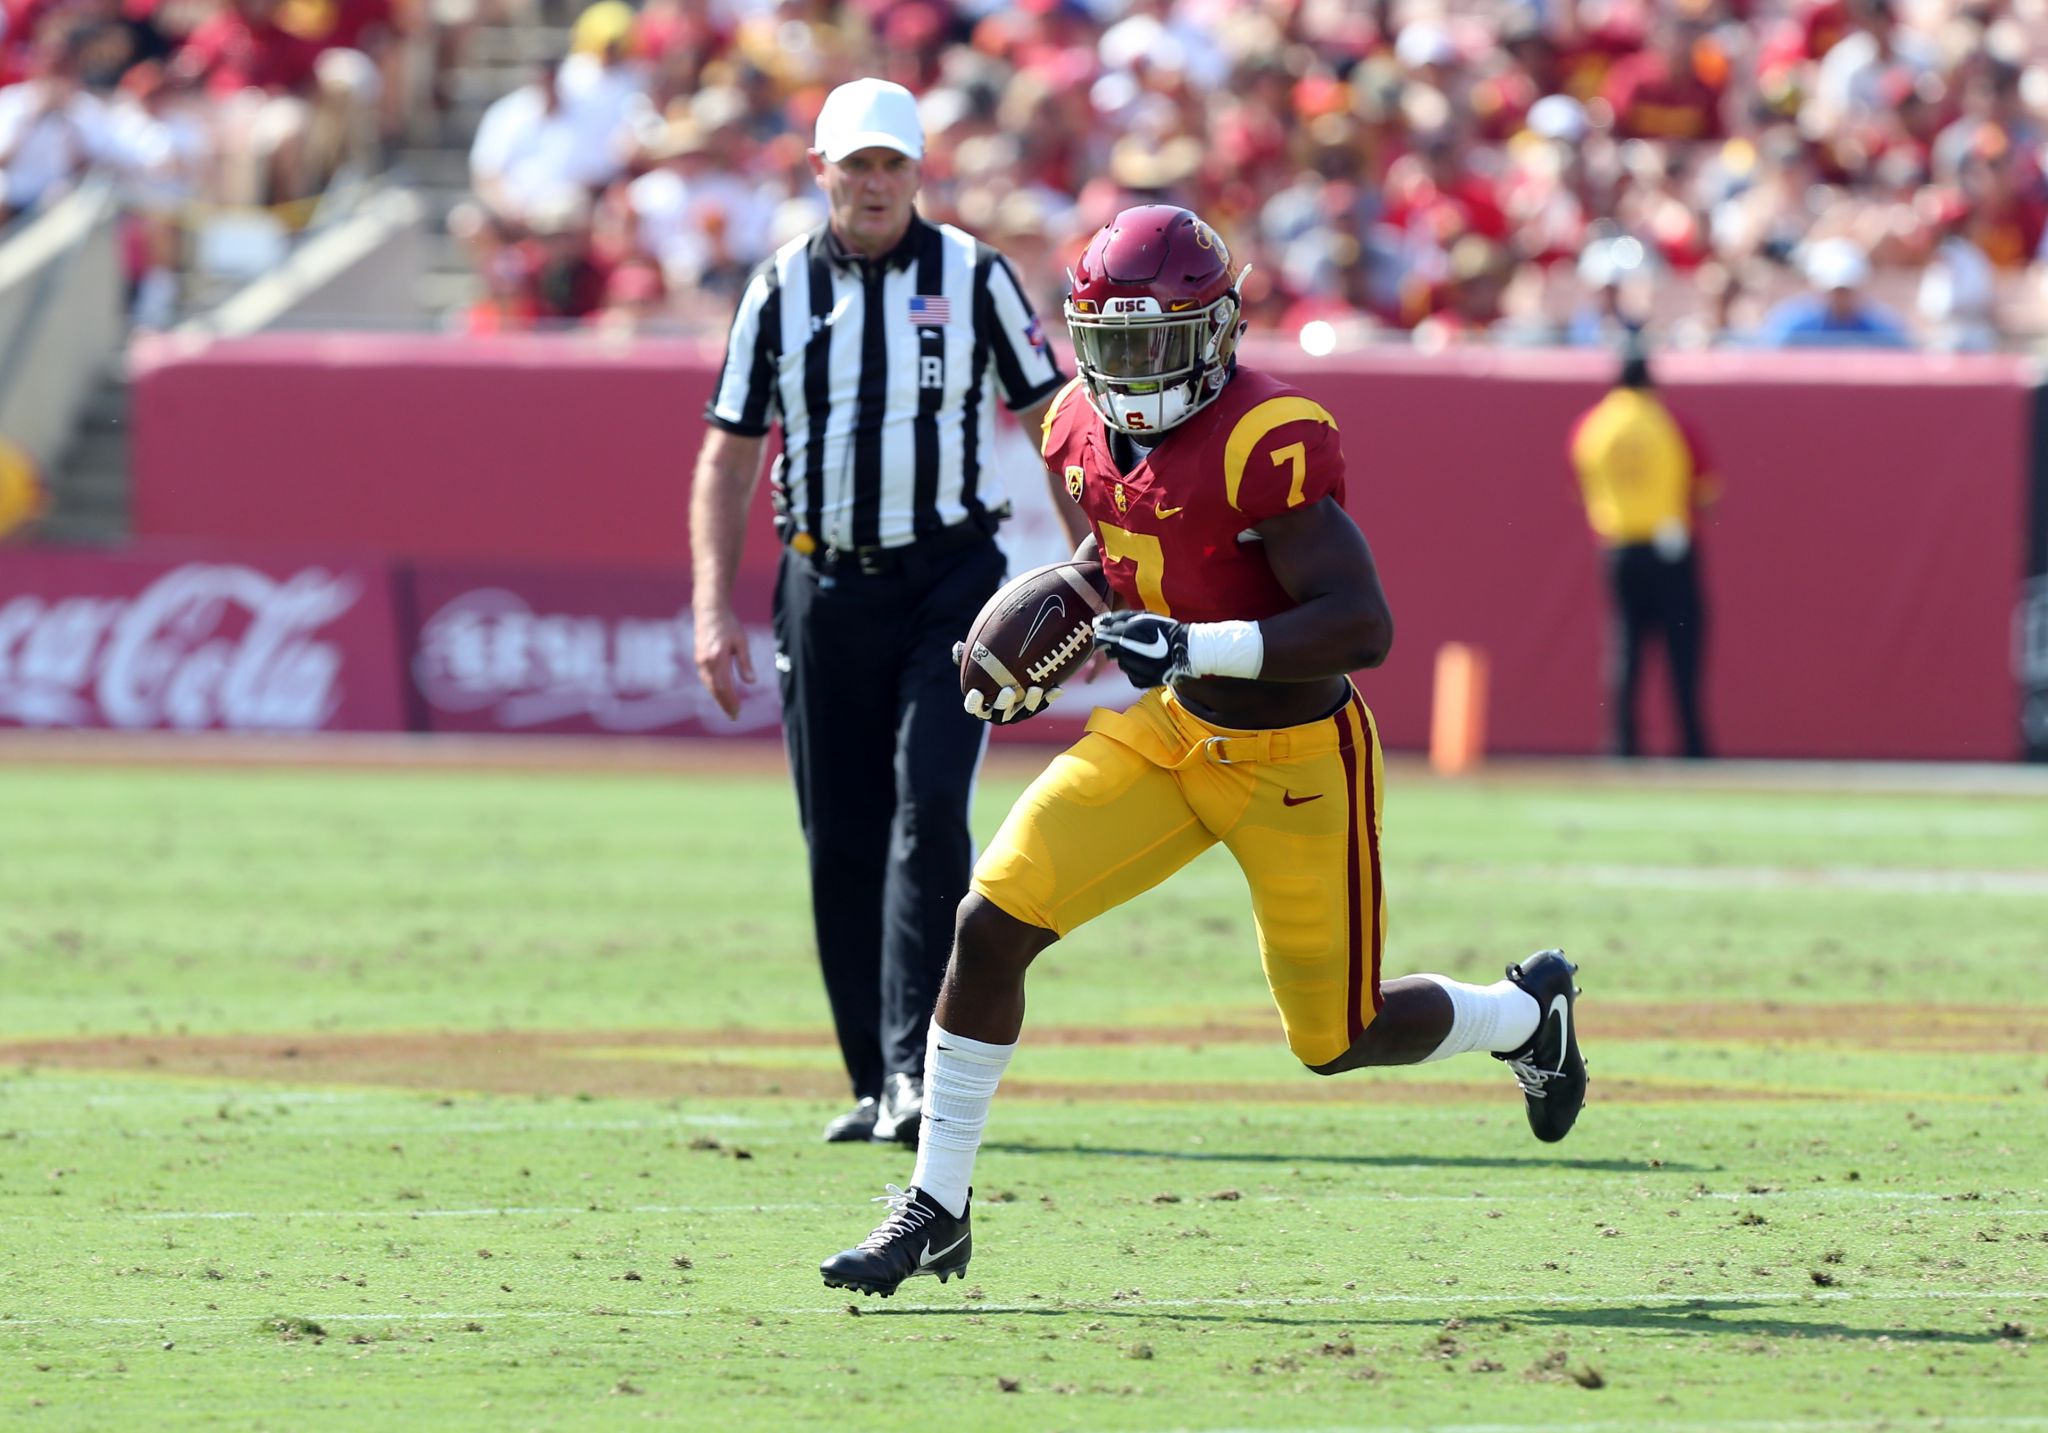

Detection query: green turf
xmin=1 ymin=762 xmax=2044 ymax=1431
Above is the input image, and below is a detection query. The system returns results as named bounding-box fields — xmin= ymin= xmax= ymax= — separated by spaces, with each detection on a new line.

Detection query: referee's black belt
xmin=791 ymin=518 xmax=993 ymax=578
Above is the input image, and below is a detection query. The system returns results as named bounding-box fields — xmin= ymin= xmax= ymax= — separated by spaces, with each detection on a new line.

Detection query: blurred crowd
xmin=0 ymin=0 xmax=405 ymax=322
xmin=457 ymin=0 xmax=2048 ymax=350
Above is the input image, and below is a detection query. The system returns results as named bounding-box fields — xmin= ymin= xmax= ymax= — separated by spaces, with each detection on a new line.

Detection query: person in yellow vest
xmin=1568 ymin=342 xmax=1718 ymax=758
xmin=0 ymin=437 xmax=47 ymax=543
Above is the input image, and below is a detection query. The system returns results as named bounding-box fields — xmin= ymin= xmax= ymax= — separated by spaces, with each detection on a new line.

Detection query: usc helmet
xmin=1065 ymin=205 xmax=1245 ymax=437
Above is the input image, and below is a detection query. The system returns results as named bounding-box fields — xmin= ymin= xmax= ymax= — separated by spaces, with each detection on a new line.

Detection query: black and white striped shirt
xmin=705 ymin=214 xmax=1065 ymax=552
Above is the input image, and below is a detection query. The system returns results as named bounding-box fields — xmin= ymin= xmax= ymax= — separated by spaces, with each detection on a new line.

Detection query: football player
xmin=821 ymin=205 xmax=1587 ymax=1296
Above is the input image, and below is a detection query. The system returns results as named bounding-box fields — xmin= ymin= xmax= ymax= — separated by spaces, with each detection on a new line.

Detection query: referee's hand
xmin=694 ymin=604 xmax=756 ymax=720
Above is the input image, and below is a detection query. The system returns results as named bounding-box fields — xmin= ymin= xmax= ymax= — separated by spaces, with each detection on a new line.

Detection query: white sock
xmin=909 ymin=1021 xmax=1014 ymax=1218
xmin=1415 ymin=974 xmax=1540 ymax=1062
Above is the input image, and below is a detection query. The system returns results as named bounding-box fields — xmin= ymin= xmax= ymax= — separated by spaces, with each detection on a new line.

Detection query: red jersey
xmin=1041 ymin=367 xmax=1345 ymax=624
xmin=1603 ymin=51 xmax=1726 ymax=141
xmin=178 ymin=12 xmax=325 ymax=96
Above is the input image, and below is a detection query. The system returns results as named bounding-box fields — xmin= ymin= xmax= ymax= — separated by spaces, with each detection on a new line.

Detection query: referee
xmin=690 ymin=78 xmax=1068 ymax=1146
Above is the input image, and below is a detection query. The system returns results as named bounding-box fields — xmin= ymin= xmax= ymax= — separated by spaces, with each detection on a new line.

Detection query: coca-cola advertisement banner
xmin=0 ymin=550 xmax=407 ymax=732
xmin=405 ymin=565 xmax=780 ymax=737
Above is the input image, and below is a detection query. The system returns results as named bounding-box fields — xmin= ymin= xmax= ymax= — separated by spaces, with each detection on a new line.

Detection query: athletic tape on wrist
xmin=1185 ymin=620 xmax=1264 ymax=680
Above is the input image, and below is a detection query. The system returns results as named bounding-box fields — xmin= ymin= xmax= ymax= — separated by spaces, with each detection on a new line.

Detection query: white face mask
xmin=1084 ymin=370 xmax=1213 ymax=437
xmin=1066 ymin=294 xmax=1240 ymax=437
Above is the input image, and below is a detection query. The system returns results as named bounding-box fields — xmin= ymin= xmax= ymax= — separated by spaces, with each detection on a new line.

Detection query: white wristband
xmin=1184 ymin=620 xmax=1264 ymax=679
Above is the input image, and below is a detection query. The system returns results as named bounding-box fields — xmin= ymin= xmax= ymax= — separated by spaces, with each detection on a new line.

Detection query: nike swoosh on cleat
xmin=1281 ymin=792 xmax=1323 ymax=807
xmin=919 ymin=1233 xmax=968 ymax=1268
xmin=1547 ymin=993 xmax=1570 ymax=1075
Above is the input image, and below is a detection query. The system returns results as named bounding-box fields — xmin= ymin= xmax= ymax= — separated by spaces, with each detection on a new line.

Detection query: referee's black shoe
xmin=1494 ymin=950 xmax=1586 ymax=1143
xmin=821 ymin=1097 xmax=879 ymax=1143
xmin=820 ymin=1185 xmax=970 ymax=1297
xmin=870 ymin=1072 xmax=923 ymax=1146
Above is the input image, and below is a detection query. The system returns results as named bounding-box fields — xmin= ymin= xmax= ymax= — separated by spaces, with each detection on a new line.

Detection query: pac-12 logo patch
xmin=1064 ymin=465 xmax=1085 ymax=502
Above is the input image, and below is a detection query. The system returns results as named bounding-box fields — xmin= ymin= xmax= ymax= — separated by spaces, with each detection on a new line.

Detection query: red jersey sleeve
xmin=1219 ymin=397 xmax=1344 ymax=524
xmin=1039 ymin=377 xmax=1087 ymax=461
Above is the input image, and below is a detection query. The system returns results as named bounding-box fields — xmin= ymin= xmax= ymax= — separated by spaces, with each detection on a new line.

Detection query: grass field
xmin=1 ymin=751 xmax=2044 ymax=1431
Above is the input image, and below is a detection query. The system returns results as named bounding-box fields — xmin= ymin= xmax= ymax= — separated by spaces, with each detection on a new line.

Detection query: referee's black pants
xmin=773 ymin=534 xmax=1006 ymax=1101
xmin=1606 ymin=542 xmax=1710 ymax=760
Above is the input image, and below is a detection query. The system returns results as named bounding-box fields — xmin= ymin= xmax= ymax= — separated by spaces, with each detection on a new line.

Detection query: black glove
xmin=1091 ymin=611 xmax=1192 ymax=688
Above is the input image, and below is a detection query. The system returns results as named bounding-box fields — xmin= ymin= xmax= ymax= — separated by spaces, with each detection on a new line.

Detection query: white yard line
xmin=1 ymin=1287 xmax=2043 ymax=1329
xmin=1392 ymin=1424 xmax=2048 ymax=1432
xmin=1497 ymin=758 xmax=2048 ymax=798
xmin=1420 ymin=863 xmax=2048 ymax=897
xmin=0 ymin=1113 xmax=770 ymax=1138
xmin=3 ymin=1188 xmax=2041 ymax=1223
xmin=1502 ymin=799 xmax=2041 ymax=836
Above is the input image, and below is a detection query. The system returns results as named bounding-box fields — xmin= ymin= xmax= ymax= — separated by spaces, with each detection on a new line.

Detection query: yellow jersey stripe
xmin=1223 ymin=397 xmax=1337 ymax=510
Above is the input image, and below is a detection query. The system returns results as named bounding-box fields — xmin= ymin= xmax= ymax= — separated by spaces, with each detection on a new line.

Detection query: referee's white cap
xmin=815 ymin=78 xmax=925 ymax=163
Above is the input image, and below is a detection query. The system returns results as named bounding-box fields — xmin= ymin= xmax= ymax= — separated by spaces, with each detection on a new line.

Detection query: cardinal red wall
xmin=129 ymin=335 xmax=2033 ymax=760
xmin=1257 ymin=347 xmax=2030 ymax=761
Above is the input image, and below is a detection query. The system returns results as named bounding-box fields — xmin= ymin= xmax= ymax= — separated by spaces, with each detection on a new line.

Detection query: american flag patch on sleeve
xmin=908 ymin=295 xmax=951 ymax=326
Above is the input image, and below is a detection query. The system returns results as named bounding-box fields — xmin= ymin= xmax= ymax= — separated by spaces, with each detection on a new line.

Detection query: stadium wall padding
xmin=2022 ymin=381 xmax=2048 ymax=763
xmin=0 ymin=546 xmax=408 ymax=731
xmin=127 ymin=336 xmax=2037 ymax=760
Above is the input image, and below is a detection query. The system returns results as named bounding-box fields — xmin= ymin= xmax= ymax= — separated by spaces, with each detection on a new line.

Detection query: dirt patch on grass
xmin=1026 ymin=1003 xmax=2048 ymax=1053
xmin=0 ymin=1029 xmax=1803 ymax=1105
xmin=2 ymin=1003 xmax=2039 ymax=1103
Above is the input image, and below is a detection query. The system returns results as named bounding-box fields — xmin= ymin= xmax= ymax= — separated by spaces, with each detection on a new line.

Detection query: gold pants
xmin=971 ymin=684 xmax=1387 ymax=1065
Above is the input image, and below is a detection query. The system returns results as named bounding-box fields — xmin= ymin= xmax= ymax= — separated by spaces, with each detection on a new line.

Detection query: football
xmin=959 ymin=559 xmax=1114 ymax=716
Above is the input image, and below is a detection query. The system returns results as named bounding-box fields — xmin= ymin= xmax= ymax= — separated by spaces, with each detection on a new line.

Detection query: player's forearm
xmin=689 ymin=429 xmax=766 ymax=612
xmin=1244 ymin=592 xmax=1394 ymax=679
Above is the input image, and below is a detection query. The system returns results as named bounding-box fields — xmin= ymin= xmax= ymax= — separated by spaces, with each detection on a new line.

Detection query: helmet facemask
xmin=1065 ymin=288 xmax=1242 ymax=438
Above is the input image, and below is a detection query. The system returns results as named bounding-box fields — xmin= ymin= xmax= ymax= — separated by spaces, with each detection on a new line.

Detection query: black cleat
xmin=819 ymin=1185 xmax=971 ymax=1298
xmin=1495 ymin=950 xmax=1586 ymax=1143
xmin=870 ymin=1072 xmax=923 ymax=1147
xmin=822 ymin=1097 xmax=879 ymax=1143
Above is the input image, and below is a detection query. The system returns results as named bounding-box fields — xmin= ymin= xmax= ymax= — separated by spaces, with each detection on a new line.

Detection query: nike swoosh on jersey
xmin=1281 ymin=792 xmax=1323 ymax=807
xmin=1547 ymin=993 xmax=1571 ymax=1074
xmin=919 ymin=1232 xmax=969 ymax=1268
xmin=1153 ymin=502 xmax=1184 ymax=518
